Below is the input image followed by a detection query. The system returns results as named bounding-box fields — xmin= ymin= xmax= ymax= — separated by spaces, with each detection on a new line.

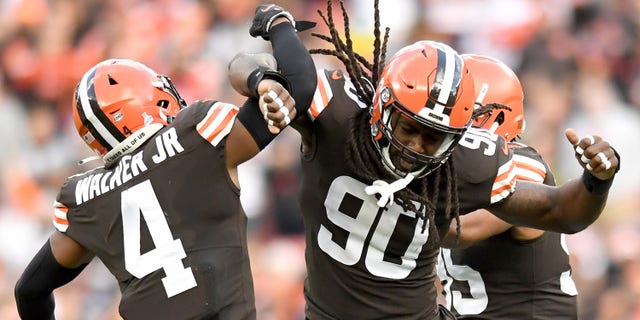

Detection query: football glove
xmin=249 ymin=4 xmax=316 ymax=40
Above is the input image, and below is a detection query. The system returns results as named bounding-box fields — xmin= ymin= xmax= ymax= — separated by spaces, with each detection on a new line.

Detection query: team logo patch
xmin=82 ymin=132 xmax=95 ymax=143
xmin=142 ymin=112 xmax=153 ymax=125
xmin=113 ymin=112 xmax=123 ymax=122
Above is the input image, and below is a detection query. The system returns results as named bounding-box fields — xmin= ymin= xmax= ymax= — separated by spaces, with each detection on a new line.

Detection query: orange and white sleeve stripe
xmin=490 ymin=159 xmax=517 ymax=204
xmin=53 ymin=201 xmax=69 ymax=232
xmin=512 ymin=154 xmax=547 ymax=183
xmin=308 ymin=70 xmax=333 ymax=121
xmin=196 ymin=102 xmax=239 ymax=147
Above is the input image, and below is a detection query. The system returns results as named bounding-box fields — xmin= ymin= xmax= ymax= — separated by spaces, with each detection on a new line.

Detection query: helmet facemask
xmin=369 ymin=41 xmax=475 ymax=180
xmin=371 ymin=91 xmax=466 ymax=179
xmin=153 ymin=74 xmax=187 ymax=124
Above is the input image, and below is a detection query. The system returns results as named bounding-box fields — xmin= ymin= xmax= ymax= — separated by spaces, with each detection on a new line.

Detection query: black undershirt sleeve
xmin=14 ymin=240 xmax=88 ymax=320
xmin=236 ymin=98 xmax=276 ymax=149
xmin=237 ymin=21 xmax=317 ymax=150
xmin=269 ymin=22 xmax=317 ymax=115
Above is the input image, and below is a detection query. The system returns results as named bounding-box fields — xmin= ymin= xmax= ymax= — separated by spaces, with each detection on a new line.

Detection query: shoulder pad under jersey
xmin=454 ymin=127 xmax=517 ymax=203
xmin=509 ymin=142 xmax=556 ymax=186
xmin=308 ymin=69 xmax=367 ymax=121
xmin=177 ymin=100 xmax=239 ymax=147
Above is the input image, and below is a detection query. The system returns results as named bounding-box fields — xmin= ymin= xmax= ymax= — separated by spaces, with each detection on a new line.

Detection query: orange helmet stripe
xmin=76 ymin=65 xmax=125 ymax=150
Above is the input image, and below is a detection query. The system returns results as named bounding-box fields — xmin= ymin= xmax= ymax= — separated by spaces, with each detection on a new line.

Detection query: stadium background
xmin=0 ymin=0 xmax=638 ymax=319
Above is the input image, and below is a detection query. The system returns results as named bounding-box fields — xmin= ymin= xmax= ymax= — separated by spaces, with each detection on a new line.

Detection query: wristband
xmin=581 ymin=170 xmax=614 ymax=195
xmin=246 ymin=67 xmax=291 ymax=99
xmin=236 ymin=98 xmax=277 ymax=149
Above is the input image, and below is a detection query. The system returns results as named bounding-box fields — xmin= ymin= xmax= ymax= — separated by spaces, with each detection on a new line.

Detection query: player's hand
xmin=249 ymin=4 xmax=316 ymax=40
xmin=257 ymin=80 xmax=296 ymax=134
xmin=565 ymin=128 xmax=619 ymax=180
xmin=227 ymin=52 xmax=278 ymax=98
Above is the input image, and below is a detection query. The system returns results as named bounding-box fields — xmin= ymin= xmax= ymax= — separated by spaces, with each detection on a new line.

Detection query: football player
xmin=231 ymin=2 xmax=619 ymax=319
xmin=437 ymin=54 xmax=578 ymax=319
xmin=14 ymin=13 xmax=315 ymax=319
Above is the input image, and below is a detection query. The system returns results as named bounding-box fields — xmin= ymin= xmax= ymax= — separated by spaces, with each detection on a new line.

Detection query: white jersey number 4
xmin=121 ymin=180 xmax=197 ymax=297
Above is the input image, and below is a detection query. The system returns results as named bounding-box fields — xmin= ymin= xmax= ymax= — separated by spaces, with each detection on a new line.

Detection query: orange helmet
xmin=463 ymin=54 xmax=524 ymax=141
xmin=370 ymin=41 xmax=475 ymax=177
xmin=73 ymin=59 xmax=186 ymax=165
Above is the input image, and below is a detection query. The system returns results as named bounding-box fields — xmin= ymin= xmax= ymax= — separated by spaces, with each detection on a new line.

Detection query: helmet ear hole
xmin=108 ymin=76 xmax=118 ymax=85
xmin=157 ymin=100 xmax=169 ymax=108
xmin=495 ymin=111 xmax=505 ymax=125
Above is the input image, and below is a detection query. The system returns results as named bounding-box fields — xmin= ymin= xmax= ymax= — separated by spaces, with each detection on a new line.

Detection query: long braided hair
xmin=309 ymin=0 xmax=461 ymax=238
xmin=471 ymin=102 xmax=520 ymax=144
xmin=472 ymin=103 xmax=513 ymax=126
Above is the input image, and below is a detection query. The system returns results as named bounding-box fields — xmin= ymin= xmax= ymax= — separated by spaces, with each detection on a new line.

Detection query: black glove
xmin=249 ymin=4 xmax=316 ymax=40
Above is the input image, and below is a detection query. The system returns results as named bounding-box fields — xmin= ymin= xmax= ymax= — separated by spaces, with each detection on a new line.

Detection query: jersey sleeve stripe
xmin=490 ymin=159 xmax=517 ymax=203
xmin=513 ymin=154 xmax=546 ymax=183
xmin=513 ymin=154 xmax=546 ymax=173
xmin=308 ymin=70 xmax=332 ymax=121
xmin=197 ymin=102 xmax=239 ymax=146
xmin=197 ymin=104 xmax=223 ymax=132
xmin=514 ymin=168 xmax=545 ymax=183
xmin=53 ymin=201 xmax=69 ymax=232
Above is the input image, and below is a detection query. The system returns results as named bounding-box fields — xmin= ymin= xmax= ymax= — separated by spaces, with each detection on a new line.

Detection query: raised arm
xmin=228 ymin=52 xmax=278 ymax=98
xmin=488 ymin=129 xmax=620 ymax=233
xmin=226 ymin=79 xmax=296 ymax=173
xmin=226 ymin=5 xmax=317 ymax=184
xmin=230 ymin=4 xmax=316 ymax=122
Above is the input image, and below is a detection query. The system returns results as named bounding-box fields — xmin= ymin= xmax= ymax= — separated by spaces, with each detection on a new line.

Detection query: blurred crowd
xmin=0 ymin=0 xmax=639 ymax=319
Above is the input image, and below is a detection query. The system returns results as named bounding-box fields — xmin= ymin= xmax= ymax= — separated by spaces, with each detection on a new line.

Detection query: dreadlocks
xmin=472 ymin=102 xmax=513 ymax=122
xmin=309 ymin=0 xmax=385 ymax=104
xmin=310 ymin=0 xmax=461 ymax=238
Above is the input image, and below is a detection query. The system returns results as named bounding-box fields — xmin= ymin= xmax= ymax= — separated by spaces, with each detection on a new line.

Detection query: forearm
xmin=491 ymin=177 xmax=609 ymax=234
xmin=228 ymin=53 xmax=278 ymax=97
xmin=269 ymin=22 xmax=317 ymax=114
xmin=552 ymin=174 xmax=609 ymax=233
xmin=441 ymin=209 xmax=512 ymax=249
xmin=228 ymin=21 xmax=316 ymax=105
xmin=15 ymin=287 xmax=54 ymax=320
xmin=232 ymin=8 xmax=316 ymax=120
xmin=15 ymin=240 xmax=88 ymax=320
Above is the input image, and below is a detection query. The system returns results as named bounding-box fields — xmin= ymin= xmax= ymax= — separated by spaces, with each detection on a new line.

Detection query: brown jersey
xmin=298 ymin=70 xmax=516 ymax=319
xmin=437 ymin=143 xmax=578 ymax=319
xmin=52 ymin=101 xmax=256 ymax=320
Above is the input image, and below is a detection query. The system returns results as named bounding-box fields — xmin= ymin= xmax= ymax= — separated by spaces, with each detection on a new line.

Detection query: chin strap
xmin=77 ymin=155 xmax=101 ymax=166
xmin=365 ymin=173 xmax=414 ymax=207
xmin=102 ymin=123 xmax=164 ymax=167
